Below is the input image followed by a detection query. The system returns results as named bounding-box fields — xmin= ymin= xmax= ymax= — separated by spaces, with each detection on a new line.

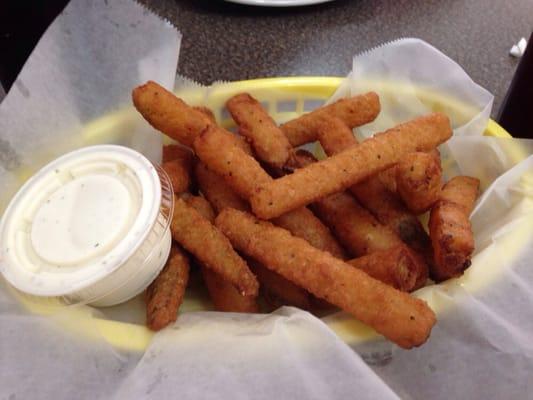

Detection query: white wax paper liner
xmin=1 ymin=10 xmax=533 ymax=400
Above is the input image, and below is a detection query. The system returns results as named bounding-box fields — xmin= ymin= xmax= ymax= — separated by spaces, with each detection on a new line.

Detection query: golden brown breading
xmin=226 ymin=93 xmax=292 ymax=167
xmin=194 ymin=126 xmax=346 ymax=259
xmin=312 ymin=191 xmax=404 ymax=255
xmin=132 ymin=81 xmax=212 ymax=147
xmin=162 ymin=144 xmax=194 ymax=164
xmin=280 ymin=92 xmax=381 ymax=146
xmin=171 ymin=196 xmax=258 ymax=296
xmin=291 ymin=150 xmax=429 ymax=289
xmin=193 ymin=106 xmax=217 ymax=124
xmin=133 ymin=81 xmax=251 ymax=154
xmin=201 ymin=266 xmax=259 ymax=313
xmin=146 ymin=245 xmax=190 ymax=331
xmin=195 ymin=162 xmax=251 ymax=214
xmin=180 ymin=193 xmax=217 ymax=223
xmin=216 ymin=208 xmax=436 ymax=349
xmin=396 ymin=150 xmax=442 ymax=214
xmin=315 ymin=116 xmax=357 ymax=156
xmin=347 ymin=246 xmax=419 ymax=292
xmin=162 ymin=160 xmax=192 ymax=194
xmin=429 ymin=176 xmax=479 ymax=281
xmin=248 ymin=259 xmax=311 ymax=310
xmin=272 ymin=207 xmax=347 ymax=260
xmin=250 ymin=113 xmax=452 ymax=219
xmin=194 ymin=125 xmax=271 ymax=199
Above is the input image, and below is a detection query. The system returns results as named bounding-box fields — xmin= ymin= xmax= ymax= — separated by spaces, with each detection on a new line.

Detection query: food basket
xmin=8 ymin=76 xmax=521 ymax=353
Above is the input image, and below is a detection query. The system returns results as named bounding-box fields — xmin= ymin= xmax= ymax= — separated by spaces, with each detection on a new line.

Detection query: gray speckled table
xmin=140 ymin=0 xmax=532 ymax=117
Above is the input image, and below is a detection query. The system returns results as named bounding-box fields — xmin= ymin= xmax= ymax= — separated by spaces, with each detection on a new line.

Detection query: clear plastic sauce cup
xmin=0 ymin=145 xmax=174 ymax=307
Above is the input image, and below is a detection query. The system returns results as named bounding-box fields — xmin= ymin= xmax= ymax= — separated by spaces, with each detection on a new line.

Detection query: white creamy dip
xmin=0 ymin=145 xmax=173 ymax=306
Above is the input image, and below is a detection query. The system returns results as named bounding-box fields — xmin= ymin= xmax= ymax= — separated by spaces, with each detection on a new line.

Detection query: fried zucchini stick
xmin=162 ymin=143 xmax=194 ymax=163
xmin=312 ymin=191 xmax=405 ymax=256
xmin=280 ymin=92 xmax=380 ymax=146
xmin=183 ymin=193 xmax=259 ymax=313
xmin=193 ymin=106 xmax=217 ymax=124
xmin=250 ymin=113 xmax=452 ymax=219
xmin=347 ymin=247 xmax=419 ymax=292
xmin=227 ymin=93 xmax=292 ymax=167
xmin=161 ymin=144 xmax=195 ymax=194
xmin=429 ymin=176 xmax=479 ymax=281
xmin=133 ymin=81 xmax=211 ymax=147
xmin=248 ymin=259 xmax=312 ymax=310
xmin=318 ymin=123 xmax=433 ymax=283
xmin=146 ymin=244 xmax=190 ymax=331
xmin=314 ymin=116 xmax=434 ymax=263
xmin=132 ymin=81 xmax=251 ymax=154
xmin=216 ymin=209 xmax=436 ymax=349
xmin=201 ymin=266 xmax=259 ymax=313
xmin=290 ymin=150 xmax=428 ymax=289
xmin=195 ymin=162 xmax=312 ymax=309
xmin=193 ymin=126 xmax=347 ymax=259
xmin=171 ymin=196 xmax=258 ymax=296
xmin=396 ymin=150 xmax=442 ymax=214
xmin=195 ymin=162 xmax=251 ymax=213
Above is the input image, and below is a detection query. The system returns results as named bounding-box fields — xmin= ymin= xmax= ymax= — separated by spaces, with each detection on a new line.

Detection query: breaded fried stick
xmin=193 ymin=126 xmax=347 ymax=259
xmin=396 ymin=150 xmax=442 ymax=214
xmin=195 ymin=162 xmax=334 ymax=308
xmin=227 ymin=93 xmax=292 ymax=167
xmin=132 ymin=81 xmax=251 ymax=154
xmin=250 ymin=113 xmax=452 ymax=219
xmin=146 ymin=245 xmax=190 ymax=331
xmin=429 ymin=176 xmax=479 ymax=281
xmin=280 ymin=92 xmax=380 ymax=146
xmin=216 ymin=209 xmax=436 ymax=349
xmin=182 ymin=193 xmax=259 ymax=313
xmin=171 ymin=196 xmax=258 ymax=297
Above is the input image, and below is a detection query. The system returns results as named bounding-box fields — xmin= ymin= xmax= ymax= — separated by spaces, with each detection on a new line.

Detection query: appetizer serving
xmin=132 ymin=81 xmax=480 ymax=349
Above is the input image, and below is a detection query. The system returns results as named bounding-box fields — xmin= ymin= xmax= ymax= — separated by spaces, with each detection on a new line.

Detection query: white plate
xmin=225 ymin=0 xmax=335 ymax=7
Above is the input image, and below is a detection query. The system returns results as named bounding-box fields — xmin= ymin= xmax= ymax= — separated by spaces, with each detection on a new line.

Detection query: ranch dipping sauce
xmin=0 ymin=145 xmax=173 ymax=306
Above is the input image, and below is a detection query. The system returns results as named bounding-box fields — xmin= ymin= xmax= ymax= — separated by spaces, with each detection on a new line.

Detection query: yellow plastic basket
xmin=10 ymin=77 xmax=520 ymax=353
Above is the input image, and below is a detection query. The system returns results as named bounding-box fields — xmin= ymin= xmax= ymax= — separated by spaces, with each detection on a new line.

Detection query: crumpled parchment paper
xmin=0 ymin=3 xmax=532 ymax=399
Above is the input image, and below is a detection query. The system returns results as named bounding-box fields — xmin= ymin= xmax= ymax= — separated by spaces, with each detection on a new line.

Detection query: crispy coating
xmin=146 ymin=245 xmax=190 ymax=331
xmin=379 ymin=167 xmax=398 ymax=193
xmin=132 ymin=81 xmax=212 ymax=147
xmin=194 ymin=126 xmax=346 ymax=258
xmin=226 ymin=93 xmax=291 ymax=167
xmin=171 ymin=196 xmax=258 ymax=296
xmin=248 ymin=259 xmax=311 ymax=310
xmin=180 ymin=193 xmax=217 ymax=223
xmin=350 ymin=177 xmax=432 ymax=280
xmin=132 ymin=81 xmax=251 ymax=154
xmin=195 ymin=162 xmax=251 ymax=213
xmin=162 ymin=144 xmax=194 ymax=164
xmin=315 ymin=116 xmax=357 ymax=155
xmin=250 ymin=113 xmax=452 ymax=219
xmin=292 ymin=151 xmax=428 ymax=289
xmin=194 ymin=125 xmax=271 ymax=199
xmin=311 ymin=191 xmax=404 ymax=256
xmin=162 ymin=159 xmax=192 ymax=194
xmin=280 ymin=92 xmax=381 ymax=146
xmin=429 ymin=176 xmax=479 ymax=281
xmin=282 ymin=149 xmax=317 ymax=175
xmin=201 ymin=266 xmax=258 ymax=313
xmin=216 ymin=209 xmax=436 ymax=349
xmin=272 ymin=207 xmax=347 ymax=260
xmin=184 ymin=179 xmax=258 ymax=312
xmin=195 ymin=162 xmax=315 ymax=309
xmin=347 ymin=247 xmax=419 ymax=292
xmin=193 ymin=106 xmax=217 ymax=124
xmin=312 ymin=115 xmax=433 ymax=269
xmin=396 ymin=150 xmax=442 ymax=214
